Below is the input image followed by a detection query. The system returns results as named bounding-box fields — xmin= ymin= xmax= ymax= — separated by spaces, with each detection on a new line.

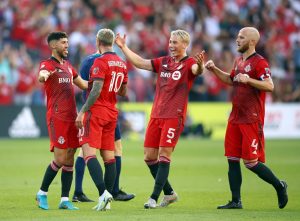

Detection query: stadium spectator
xmin=0 ymin=0 xmax=299 ymax=103
xmin=115 ymin=29 xmax=205 ymax=209
xmin=35 ymin=31 xmax=87 ymax=210
xmin=205 ymin=27 xmax=288 ymax=209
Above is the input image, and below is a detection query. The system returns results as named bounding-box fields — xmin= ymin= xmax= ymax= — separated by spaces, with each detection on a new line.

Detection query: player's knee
xmin=144 ymin=159 xmax=158 ymax=166
xmin=158 ymin=155 xmax=171 ymax=163
xmin=62 ymin=164 xmax=74 ymax=172
xmin=243 ymin=160 xmax=258 ymax=169
xmin=84 ymin=155 xmax=97 ymax=164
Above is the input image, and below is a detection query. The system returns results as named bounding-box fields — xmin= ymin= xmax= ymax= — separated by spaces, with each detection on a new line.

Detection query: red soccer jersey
xmin=151 ymin=56 xmax=197 ymax=119
xmin=229 ymin=53 xmax=271 ymax=124
xmin=89 ymin=52 xmax=128 ymax=121
xmin=39 ymin=57 xmax=78 ymax=121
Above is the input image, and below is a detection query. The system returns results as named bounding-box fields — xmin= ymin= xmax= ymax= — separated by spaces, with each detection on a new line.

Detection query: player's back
xmin=89 ymin=52 xmax=128 ymax=121
xmin=39 ymin=58 xmax=77 ymax=121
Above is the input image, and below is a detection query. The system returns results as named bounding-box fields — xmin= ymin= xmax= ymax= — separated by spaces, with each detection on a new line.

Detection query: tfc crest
xmin=58 ymin=136 xmax=65 ymax=144
xmin=244 ymin=64 xmax=251 ymax=72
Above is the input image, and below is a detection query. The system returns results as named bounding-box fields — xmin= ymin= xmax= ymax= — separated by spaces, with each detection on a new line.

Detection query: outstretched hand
xmin=194 ymin=50 xmax=205 ymax=66
xmin=115 ymin=33 xmax=127 ymax=48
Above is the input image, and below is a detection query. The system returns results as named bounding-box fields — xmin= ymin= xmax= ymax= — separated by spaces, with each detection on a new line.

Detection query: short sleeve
xmin=151 ymin=57 xmax=163 ymax=73
xmin=256 ymin=59 xmax=272 ymax=81
xmin=229 ymin=59 xmax=237 ymax=80
xmin=79 ymin=57 xmax=92 ymax=80
xmin=71 ymin=65 xmax=78 ymax=79
xmin=39 ymin=61 xmax=55 ymax=72
xmin=90 ymin=58 xmax=107 ymax=80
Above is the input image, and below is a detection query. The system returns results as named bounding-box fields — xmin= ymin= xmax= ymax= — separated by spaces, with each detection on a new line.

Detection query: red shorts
xmin=79 ymin=111 xmax=116 ymax=151
xmin=47 ymin=117 xmax=79 ymax=152
xmin=144 ymin=117 xmax=184 ymax=148
xmin=225 ymin=121 xmax=265 ymax=162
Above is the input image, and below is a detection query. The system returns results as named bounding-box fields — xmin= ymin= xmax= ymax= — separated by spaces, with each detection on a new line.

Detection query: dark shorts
xmin=115 ymin=123 xmax=121 ymax=141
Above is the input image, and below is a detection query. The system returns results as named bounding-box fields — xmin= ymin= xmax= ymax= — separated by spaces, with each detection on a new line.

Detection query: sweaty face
xmin=236 ymin=30 xmax=250 ymax=53
xmin=169 ymin=35 xmax=186 ymax=58
xmin=55 ymin=38 xmax=69 ymax=59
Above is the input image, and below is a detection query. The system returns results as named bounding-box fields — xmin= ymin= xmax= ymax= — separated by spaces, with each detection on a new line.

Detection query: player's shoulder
xmin=39 ymin=58 xmax=55 ymax=69
xmin=82 ymin=53 xmax=102 ymax=65
xmin=253 ymin=53 xmax=269 ymax=66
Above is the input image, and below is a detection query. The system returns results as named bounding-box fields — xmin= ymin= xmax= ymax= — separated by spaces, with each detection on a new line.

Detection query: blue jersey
xmin=80 ymin=53 xmax=102 ymax=101
xmin=80 ymin=53 xmax=121 ymax=140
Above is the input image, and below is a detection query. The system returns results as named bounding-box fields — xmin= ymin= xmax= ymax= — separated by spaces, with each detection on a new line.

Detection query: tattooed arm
xmin=75 ymin=79 xmax=103 ymax=128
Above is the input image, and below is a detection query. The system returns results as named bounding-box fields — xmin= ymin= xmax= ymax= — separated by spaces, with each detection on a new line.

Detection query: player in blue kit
xmin=72 ymin=52 xmax=135 ymax=202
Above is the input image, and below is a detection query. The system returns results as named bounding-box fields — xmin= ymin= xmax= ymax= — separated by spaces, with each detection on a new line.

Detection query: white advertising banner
xmin=265 ymin=104 xmax=300 ymax=139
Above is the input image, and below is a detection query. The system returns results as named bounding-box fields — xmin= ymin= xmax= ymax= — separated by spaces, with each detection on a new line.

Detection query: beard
xmin=57 ymin=50 xmax=67 ymax=59
xmin=238 ymin=44 xmax=249 ymax=53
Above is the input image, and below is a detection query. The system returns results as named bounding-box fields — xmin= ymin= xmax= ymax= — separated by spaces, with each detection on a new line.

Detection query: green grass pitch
xmin=0 ymin=138 xmax=299 ymax=221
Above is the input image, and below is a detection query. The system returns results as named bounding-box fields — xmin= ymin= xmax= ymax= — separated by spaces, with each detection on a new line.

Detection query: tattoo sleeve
xmin=80 ymin=80 xmax=103 ymax=113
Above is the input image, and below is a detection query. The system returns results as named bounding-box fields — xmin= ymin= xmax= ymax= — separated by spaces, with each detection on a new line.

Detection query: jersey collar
xmin=50 ymin=56 xmax=65 ymax=64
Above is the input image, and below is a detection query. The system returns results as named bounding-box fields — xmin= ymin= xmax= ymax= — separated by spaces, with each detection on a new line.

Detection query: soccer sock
xmin=61 ymin=165 xmax=73 ymax=197
xmin=150 ymin=157 xmax=171 ymax=202
xmin=247 ymin=162 xmax=283 ymax=191
xmin=40 ymin=161 xmax=61 ymax=192
xmin=228 ymin=160 xmax=242 ymax=203
xmin=112 ymin=156 xmax=121 ymax=195
xmin=85 ymin=156 xmax=106 ymax=196
xmin=74 ymin=156 xmax=85 ymax=195
xmin=104 ymin=159 xmax=117 ymax=194
xmin=145 ymin=160 xmax=174 ymax=195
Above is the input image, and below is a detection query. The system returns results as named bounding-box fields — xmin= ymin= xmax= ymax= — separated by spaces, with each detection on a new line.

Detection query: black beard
xmin=58 ymin=51 xmax=67 ymax=59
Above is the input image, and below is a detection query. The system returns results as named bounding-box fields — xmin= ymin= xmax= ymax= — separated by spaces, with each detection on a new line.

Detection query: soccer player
xmin=75 ymin=28 xmax=128 ymax=211
xmin=115 ymin=30 xmax=205 ymax=209
xmin=72 ymin=49 xmax=135 ymax=203
xmin=205 ymin=27 xmax=288 ymax=209
xmin=36 ymin=32 xmax=88 ymax=210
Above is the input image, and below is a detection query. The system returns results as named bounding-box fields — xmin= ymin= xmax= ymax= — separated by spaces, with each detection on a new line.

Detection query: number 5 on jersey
xmin=109 ymin=71 xmax=124 ymax=92
xmin=166 ymin=128 xmax=176 ymax=144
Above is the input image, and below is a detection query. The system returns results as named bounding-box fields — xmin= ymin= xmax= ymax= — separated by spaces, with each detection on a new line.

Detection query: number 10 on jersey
xmin=109 ymin=71 xmax=124 ymax=92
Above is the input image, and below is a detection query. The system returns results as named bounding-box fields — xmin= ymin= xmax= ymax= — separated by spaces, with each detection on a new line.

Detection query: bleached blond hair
xmin=96 ymin=28 xmax=115 ymax=46
xmin=171 ymin=29 xmax=190 ymax=45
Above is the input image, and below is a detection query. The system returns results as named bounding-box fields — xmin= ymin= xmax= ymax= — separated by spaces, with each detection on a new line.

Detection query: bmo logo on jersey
xmin=160 ymin=71 xmax=181 ymax=80
xmin=58 ymin=78 xmax=71 ymax=83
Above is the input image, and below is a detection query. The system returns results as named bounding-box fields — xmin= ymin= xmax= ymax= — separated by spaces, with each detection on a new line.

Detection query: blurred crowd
xmin=1 ymin=0 xmax=300 ymax=106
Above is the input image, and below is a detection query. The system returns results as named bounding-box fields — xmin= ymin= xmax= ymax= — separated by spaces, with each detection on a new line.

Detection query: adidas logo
xmin=8 ymin=107 xmax=41 ymax=138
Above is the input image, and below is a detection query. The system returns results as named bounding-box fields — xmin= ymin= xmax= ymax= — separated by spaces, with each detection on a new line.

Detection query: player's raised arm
xmin=205 ymin=60 xmax=233 ymax=85
xmin=115 ymin=33 xmax=153 ymax=71
xmin=191 ymin=50 xmax=205 ymax=75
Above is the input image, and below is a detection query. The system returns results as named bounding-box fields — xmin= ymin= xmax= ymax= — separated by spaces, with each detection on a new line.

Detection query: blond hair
xmin=171 ymin=29 xmax=190 ymax=45
xmin=96 ymin=28 xmax=115 ymax=46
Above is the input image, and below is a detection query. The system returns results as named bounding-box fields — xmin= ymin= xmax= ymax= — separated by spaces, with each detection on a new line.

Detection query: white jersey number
xmin=109 ymin=71 xmax=124 ymax=92
xmin=166 ymin=128 xmax=176 ymax=144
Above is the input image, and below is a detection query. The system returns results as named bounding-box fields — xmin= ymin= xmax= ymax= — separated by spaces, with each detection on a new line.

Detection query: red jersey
xmin=89 ymin=52 xmax=128 ymax=121
xmin=39 ymin=57 xmax=78 ymax=122
xmin=151 ymin=56 xmax=197 ymax=119
xmin=229 ymin=53 xmax=271 ymax=124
